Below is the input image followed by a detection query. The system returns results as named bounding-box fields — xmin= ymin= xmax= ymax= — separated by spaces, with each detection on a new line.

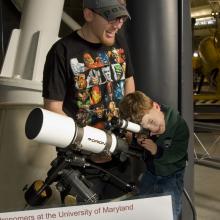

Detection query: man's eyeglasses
xmin=90 ymin=9 xmax=128 ymax=24
xmin=109 ymin=16 xmax=128 ymax=24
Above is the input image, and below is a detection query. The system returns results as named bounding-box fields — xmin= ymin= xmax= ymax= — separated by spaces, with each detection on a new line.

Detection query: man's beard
xmin=100 ymin=35 xmax=115 ymax=46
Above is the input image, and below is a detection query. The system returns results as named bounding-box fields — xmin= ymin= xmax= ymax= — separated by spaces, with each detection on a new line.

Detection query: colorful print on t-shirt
xmin=70 ymin=47 xmax=126 ymax=127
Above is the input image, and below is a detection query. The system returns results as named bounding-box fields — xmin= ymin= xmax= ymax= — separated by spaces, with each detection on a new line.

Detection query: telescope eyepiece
xmin=111 ymin=116 xmax=123 ymax=128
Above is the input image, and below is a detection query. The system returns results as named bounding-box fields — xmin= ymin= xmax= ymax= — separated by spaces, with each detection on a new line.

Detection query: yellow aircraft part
xmin=198 ymin=36 xmax=220 ymax=93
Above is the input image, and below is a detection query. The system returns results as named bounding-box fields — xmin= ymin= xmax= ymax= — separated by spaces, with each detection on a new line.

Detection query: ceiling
xmin=191 ymin=0 xmax=220 ymax=18
xmin=9 ymin=0 xmax=220 ymax=42
xmin=191 ymin=0 xmax=209 ymax=8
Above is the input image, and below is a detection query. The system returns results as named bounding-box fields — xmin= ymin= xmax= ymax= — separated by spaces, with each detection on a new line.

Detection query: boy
xmin=119 ymin=91 xmax=189 ymax=220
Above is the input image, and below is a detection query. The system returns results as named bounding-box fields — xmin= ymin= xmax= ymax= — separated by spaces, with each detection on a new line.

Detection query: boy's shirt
xmin=143 ymin=105 xmax=189 ymax=176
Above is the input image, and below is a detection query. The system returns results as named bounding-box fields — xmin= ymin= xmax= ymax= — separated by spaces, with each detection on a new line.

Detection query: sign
xmin=0 ymin=195 xmax=173 ymax=220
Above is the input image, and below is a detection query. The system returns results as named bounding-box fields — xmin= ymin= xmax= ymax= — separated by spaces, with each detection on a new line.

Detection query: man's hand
xmin=124 ymin=131 xmax=133 ymax=144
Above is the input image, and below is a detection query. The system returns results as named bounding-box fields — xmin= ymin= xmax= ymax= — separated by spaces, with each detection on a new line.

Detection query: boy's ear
xmin=83 ymin=8 xmax=94 ymax=22
xmin=153 ymin=102 xmax=161 ymax=111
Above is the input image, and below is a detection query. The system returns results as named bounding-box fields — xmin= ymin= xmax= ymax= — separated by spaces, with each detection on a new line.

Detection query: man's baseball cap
xmin=83 ymin=0 xmax=131 ymax=21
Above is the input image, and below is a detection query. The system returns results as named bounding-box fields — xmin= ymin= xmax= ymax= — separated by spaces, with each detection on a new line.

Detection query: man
xmin=119 ymin=91 xmax=189 ymax=220
xmin=42 ymin=0 xmax=135 ymax=201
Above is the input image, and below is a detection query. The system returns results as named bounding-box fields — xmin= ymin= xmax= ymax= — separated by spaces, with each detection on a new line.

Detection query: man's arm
xmin=123 ymin=76 xmax=135 ymax=144
xmin=44 ymin=99 xmax=66 ymax=116
xmin=124 ymin=76 xmax=135 ymax=95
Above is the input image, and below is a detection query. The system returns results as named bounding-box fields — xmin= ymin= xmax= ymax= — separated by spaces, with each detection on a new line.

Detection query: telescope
xmin=25 ymin=108 xmax=128 ymax=155
xmin=24 ymin=108 xmax=143 ymax=207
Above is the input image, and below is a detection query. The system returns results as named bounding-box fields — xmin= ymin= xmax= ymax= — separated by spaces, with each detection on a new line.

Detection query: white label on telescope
xmin=80 ymin=126 xmax=107 ymax=153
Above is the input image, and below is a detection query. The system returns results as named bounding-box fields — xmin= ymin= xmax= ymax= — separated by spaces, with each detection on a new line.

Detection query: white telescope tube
xmin=25 ymin=108 xmax=117 ymax=154
xmin=120 ymin=119 xmax=142 ymax=133
xmin=25 ymin=108 xmax=77 ymax=148
xmin=79 ymin=126 xmax=117 ymax=153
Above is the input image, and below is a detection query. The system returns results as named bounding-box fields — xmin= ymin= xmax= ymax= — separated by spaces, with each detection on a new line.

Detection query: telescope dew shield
xmin=25 ymin=108 xmax=77 ymax=148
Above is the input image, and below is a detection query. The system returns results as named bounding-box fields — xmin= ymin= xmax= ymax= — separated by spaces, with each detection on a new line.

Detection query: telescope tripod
xmin=24 ymin=147 xmax=136 ymax=208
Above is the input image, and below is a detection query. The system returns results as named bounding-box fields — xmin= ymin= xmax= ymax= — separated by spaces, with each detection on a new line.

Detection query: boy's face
xmin=141 ymin=102 xmax=166 ymax=135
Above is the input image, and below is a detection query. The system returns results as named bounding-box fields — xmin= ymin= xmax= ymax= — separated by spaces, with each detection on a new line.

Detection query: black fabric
xmin=43 ymin=31 xmax=133 ymax=127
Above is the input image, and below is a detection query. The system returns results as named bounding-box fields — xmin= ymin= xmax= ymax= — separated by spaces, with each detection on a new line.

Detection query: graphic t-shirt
xmin=43 ymin=31 xmax=133 ymax=127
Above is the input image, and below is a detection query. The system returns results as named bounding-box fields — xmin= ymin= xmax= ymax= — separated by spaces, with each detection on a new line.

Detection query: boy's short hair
xmin=119 ymin=91 xmax=153 ymax=123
